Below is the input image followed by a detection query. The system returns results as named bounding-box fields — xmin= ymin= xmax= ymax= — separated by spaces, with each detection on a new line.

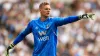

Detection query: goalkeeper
xmin=5 ymin=2 xmax=95 ymax=56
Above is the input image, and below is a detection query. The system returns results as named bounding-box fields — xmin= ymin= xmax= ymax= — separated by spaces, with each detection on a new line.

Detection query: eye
xmin=49 ymin=8 xmax=51 ymax=10
xmin=45 ymin=8 xmax=51 ymax=10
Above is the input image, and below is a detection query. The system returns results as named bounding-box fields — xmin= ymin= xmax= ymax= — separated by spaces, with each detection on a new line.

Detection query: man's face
xmin=40 ymin=5 xmax=51 ymax=17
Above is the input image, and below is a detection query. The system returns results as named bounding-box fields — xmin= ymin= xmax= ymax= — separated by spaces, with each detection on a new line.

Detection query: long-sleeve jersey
xmin=13 ymin=16 xmax=80 ymax=56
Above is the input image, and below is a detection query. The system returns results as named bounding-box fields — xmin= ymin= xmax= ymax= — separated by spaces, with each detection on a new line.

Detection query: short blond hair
xmin=39 ymin=2 xmax=50 ymax=9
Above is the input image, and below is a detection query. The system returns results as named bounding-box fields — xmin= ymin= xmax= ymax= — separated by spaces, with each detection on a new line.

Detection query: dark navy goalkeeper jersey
xmin=13 ymin=16 xmax=80 ymax=56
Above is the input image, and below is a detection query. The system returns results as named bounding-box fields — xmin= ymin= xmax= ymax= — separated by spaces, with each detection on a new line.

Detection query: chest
xmin=32 ymin=20 xmax=55 ymax=36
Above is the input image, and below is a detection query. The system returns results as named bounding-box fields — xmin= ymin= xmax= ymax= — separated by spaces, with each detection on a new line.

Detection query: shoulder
xmin=49 ymin=17 xmax=60 ymax=20
xmin=49 ymin=17 xmax=59 ymax=19
xmin=49 ymin=17 xmax=63 ymax=21
xmin=49 ymin=17 xmax=63 ymax=19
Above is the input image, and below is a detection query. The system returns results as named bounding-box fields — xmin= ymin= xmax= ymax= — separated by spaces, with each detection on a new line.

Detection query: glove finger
xmin=89 ymin=14 xmax=95 ymax=20
xmin=5 ymin=49 xmax=9 ymax=56
xmin=91 ymin=14 xmax=95 ymax=20
xmin=5 ymin=51 xmax=9 ymax=56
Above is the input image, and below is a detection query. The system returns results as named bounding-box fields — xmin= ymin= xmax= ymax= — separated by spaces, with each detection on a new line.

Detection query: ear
xmin=39 ymin=8 xmax=41 ymax=11
xmin=39 ymin=8 xmax=43 ymax=13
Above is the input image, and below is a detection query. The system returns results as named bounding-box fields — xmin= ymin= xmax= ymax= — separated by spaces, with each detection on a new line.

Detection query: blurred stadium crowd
xmin=0 ymin=0 xmax=100 ymax=56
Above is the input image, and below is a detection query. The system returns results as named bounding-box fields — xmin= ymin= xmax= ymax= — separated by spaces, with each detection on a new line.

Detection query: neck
xmin=40 ymin=16 xmax=48 ymax=21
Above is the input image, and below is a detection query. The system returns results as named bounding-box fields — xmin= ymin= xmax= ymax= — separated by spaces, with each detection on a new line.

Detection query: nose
xmin=47 ymin=9 xmax=50 ymax=13
xmin=48 ymin=10 xmax=50 ymax=12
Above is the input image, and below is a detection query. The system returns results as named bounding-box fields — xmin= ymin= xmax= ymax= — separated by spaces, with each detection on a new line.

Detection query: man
xmin=6 ymin=2 xmax=95 ymax=56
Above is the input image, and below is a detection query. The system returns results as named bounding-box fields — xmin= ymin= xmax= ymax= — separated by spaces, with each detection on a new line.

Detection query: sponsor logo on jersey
xmin=38 ymin=31 xmax=47 ymax=36
xmin=38 ymin=36 xmax=49 ymax=41
xmin=38 ymin=30 xmax=49 ymax=41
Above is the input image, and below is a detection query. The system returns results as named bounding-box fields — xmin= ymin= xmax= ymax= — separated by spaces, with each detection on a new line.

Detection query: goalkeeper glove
xmin=5 ymin=43 xmax=15 ymax=56
xmin=79 ymin=13 xmax=95 ymax=20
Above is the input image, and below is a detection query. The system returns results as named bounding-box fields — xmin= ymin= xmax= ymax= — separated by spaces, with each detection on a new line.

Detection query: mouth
xmin=46 ymin=13 xmax=50 ymax=15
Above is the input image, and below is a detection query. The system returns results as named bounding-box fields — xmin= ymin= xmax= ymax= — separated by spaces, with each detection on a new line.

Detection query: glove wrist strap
xmin=79 ymin=14 xmax=88 ymax=19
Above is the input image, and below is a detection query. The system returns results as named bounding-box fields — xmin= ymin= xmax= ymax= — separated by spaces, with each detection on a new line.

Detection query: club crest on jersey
xmin=46 ymin=24 xmax=50 ymax=29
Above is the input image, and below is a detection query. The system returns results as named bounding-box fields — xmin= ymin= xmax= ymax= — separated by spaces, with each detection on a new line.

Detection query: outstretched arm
xmin=54 ymin=16 xmax=80 ymax=26
xmin=54 ymin=13 xmax=95 ymax=26
xmin=13 ymin=21 xmax=32 ymax=45
xmin=5 ymin=21 xmax=32 ymax=56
